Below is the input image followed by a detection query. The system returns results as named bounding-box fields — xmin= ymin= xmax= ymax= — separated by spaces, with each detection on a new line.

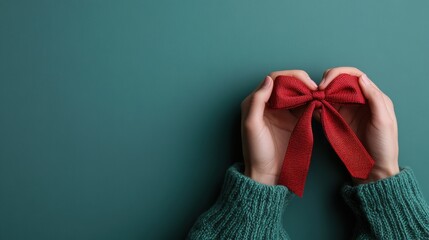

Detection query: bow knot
xmin=268 ymin=73 xmax=375 ymax=197
xmin=312 ymin=90 xmax=325 ymax=101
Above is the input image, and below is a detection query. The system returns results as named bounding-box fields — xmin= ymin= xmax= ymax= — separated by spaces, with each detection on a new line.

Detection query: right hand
xmin=241 ymin=70 xmax=318 ymax=185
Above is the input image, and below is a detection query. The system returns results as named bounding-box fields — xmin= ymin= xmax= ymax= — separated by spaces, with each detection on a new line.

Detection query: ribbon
xmin=268 ymin=73 xmax=375 ymax=197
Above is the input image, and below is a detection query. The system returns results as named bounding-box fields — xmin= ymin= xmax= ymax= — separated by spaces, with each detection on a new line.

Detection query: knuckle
xmin=251 ymin=92 xmax=263 ymax=102
xmin=386 ymin=96 xmax=394 ymax=108
xmin=243 ymin=117 xmax=258 ymax=130
xmin=375 ymin=90 xmax=384 ymax=98
xmin=240 ymin=97 xmax=249 ymax=110
xmin=370 ymin=88 xmax=383 ymax=99
xmin=323 ymin=68 xmax=332 ymax=76
xmin=379 ymin=92 xmax=394 ymax=108
xmin=342 ymin=66 xmax=360 ymax=72
xmin=349 ymin=66 xmax=360 ymax=72
xmin=269 ymin=71 xmax=279 ymax=77
xmin=325 ymin=69 xmax=340 ymax=78
xmin=329 ymin=67 xmax=340 ymax=73
xmin=269 ymin=71 xmax=282 ymax=79
xmin=242 ymin=94 xmax=260 ymax=111
xmin=294 ymin=69 xmax=307 ymax=76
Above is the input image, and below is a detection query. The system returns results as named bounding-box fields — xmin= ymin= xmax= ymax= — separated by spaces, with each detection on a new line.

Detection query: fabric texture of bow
xmin=268 ymin=73 xmax=375 ymax=197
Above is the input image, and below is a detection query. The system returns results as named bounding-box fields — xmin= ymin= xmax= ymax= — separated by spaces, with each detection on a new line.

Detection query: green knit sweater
xmin=188 ymin=163 xmax=429 ymax=239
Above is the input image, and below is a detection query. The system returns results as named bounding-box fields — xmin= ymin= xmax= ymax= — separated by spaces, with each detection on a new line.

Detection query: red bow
xmin=268 ymin=73 xmax=375 ymax=197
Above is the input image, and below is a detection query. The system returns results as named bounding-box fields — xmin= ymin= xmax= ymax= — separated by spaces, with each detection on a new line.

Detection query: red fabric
xmin=268 ymin=73 xmax=375 ymax=197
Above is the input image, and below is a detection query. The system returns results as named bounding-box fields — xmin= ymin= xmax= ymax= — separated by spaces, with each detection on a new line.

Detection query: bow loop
xmin=323 ymin=74 xmax=367 ymax=104
xmin=268 ymin=73 xmax=374 ymax=197
xmin=269 ymin=76 xmax=313 ymax=109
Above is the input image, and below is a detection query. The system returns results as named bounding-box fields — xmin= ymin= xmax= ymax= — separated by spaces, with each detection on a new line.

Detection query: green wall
xmin=1 ymin=1 xmax=428 ymax=239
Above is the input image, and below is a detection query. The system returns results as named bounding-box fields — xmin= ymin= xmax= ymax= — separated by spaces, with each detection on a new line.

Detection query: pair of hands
xmin=241 ymin=67 xmax=399 ymax=186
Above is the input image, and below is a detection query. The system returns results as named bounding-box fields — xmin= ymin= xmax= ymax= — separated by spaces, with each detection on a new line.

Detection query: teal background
xmin=1 ymin=0 xmax=428 ymax=239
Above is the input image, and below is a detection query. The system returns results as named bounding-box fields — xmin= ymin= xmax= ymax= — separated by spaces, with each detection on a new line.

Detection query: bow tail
xmin=278 ymin=102 xmax=316 ymax=197
xmin=320 ymin=101 xmax=375 ymax=179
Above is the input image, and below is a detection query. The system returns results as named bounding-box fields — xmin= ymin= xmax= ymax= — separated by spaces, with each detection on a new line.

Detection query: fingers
xmin=242 ymin=70 xmax=317 ymax=130
xmin=321 ymin=66 xmax=397 ymax=130
xmin=382 ymin=92 xmax=397 ymax=129
xmin=322 ymin=68 xmax=332 ymax=82
xmin=320 ymin=66 xmax=396 ymax=122
xmin=242 ymin=70 xmax=317 ymax=127
xmin=241 ymin=76 xmax=273 ymax=127
xmin=242 ymin=68 xmax=397 ymax=133
xmin=319 ymin=67 xmax=364 ymax=90
xmin=358 ymin=74 xmax=392 ymax=125
xmin=267 ymin=70 xmax=317 ymax=122
xmin=270 ymin=70 xmax=318 ymax=90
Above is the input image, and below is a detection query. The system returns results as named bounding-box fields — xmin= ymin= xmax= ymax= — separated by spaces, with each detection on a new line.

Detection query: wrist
xmin=354 ymin=164 xmax=400 ymax=185
xmin=244 ymin=167 xmax=278 ymax=186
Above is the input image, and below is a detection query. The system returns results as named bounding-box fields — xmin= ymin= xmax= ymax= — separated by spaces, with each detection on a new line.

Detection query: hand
xmin=241 ymin=70 xmax=318 ymax=185
xmin=318 ymin=67 xmax=399 ymax=184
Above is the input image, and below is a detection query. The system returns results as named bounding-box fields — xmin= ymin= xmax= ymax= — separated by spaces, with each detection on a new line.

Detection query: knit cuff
xmin=342 ymin=167 xmax=429 ymax=239
xmin=188 ymin=163 xmax=293 ymax=239
xmin=219 ymin=163 xmax=293 ymax=212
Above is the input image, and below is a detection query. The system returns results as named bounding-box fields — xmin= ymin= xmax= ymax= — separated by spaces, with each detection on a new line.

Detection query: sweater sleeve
xmin=342 ymin=167 xmax=429 ymax=239
xmin=187 ymin=163 xmax=294 ymax=240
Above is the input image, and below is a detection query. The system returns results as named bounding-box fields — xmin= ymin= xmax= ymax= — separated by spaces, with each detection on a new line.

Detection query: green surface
xmin=1 ymin=1 xmax=428 ymax=239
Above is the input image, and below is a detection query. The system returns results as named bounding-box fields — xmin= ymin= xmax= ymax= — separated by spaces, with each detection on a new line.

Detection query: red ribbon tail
xmin=320 ymin=101 xmax=375 ymax=179
xmin=278 ymin=102 xmax=316 ymax=197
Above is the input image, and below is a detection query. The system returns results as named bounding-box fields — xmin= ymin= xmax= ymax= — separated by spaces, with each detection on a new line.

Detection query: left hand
xmin=317 ymin=67 xmax=400 ymax=184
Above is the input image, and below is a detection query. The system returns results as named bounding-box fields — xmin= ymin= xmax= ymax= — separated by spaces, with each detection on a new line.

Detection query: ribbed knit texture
xmin=189 ymin=165 xmax=429 ymax=239
xmin=187 ymin=163 xmax=293 ymax=239
xmin=343 ymin=167 xmax=429 ymax=239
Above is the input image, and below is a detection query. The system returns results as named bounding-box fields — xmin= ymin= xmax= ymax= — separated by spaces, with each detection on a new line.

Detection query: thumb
xmin=358 ymin=74 xmax=388 ymax=121
xmin=247 ymin=76 xmax=273 ymax=123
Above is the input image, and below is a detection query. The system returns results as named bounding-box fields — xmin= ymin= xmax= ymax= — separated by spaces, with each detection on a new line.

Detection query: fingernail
xmin=320 ymin=78 xmax=326 ymax=86
xmin=261 ymin=76 xmax=271 ymax=88
xmin=308 ymin=77 xmax=318 ymax=88
xmin=361 ymin=74 xmax=369 ymax=85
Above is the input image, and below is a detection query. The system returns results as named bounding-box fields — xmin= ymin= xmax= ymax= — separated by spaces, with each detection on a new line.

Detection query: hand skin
xmin=241 ymin=67 xmax=399 ymax=186
xmin=319 ymin=67 xmax=399 ymax=184
xmin=241 ymin=70 xmax=318 ymax=185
